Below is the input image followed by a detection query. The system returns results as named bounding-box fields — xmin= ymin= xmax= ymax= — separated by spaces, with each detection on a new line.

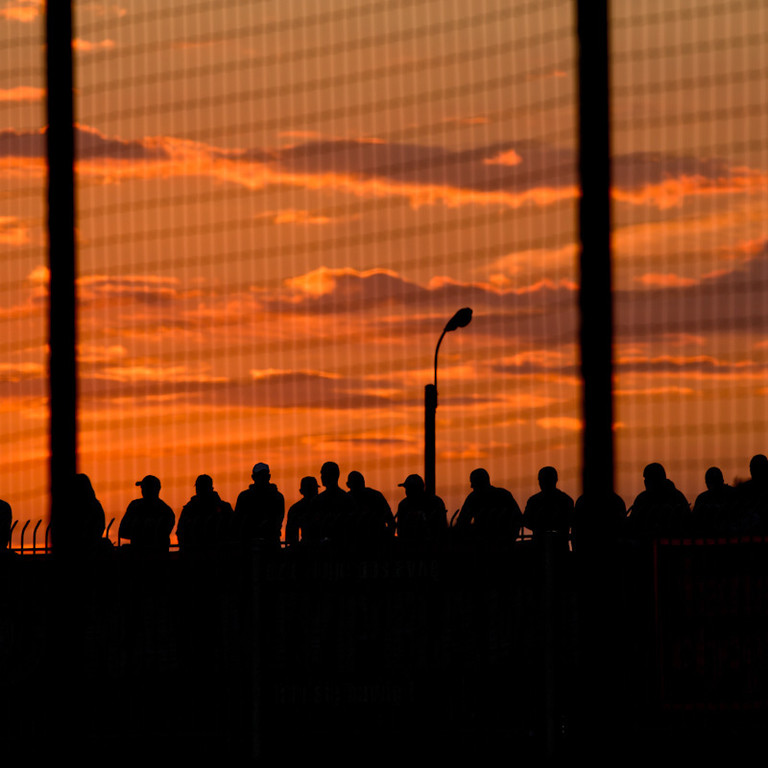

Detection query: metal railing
xmin=8 ymin=517 xmax=118 ymax=555
xmin=6 ymin=515 xmax=533 ymax=555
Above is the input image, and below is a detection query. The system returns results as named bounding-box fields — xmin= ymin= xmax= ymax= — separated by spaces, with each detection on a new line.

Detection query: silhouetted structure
xmin=395 ymin=473 xmax=447 ymax=547
xmin=523 ymin=467 xmax=574 ymax=552
xmin=627 ymin=463 xmax=690 ymax=539
xmin=346 ymin=470 xmax=395 ymax=548
xmin=234 ymin=463 xmax=285 ymax=549
xmin=177 ymin=474 xmax=234 ymax=553
xmin=118 ymin=475 xmax=175 ymax=553
xmin=285 ymin=476 xmax=319 ymax=547
xmin=455 ymin=468 xmax=522 ymax=546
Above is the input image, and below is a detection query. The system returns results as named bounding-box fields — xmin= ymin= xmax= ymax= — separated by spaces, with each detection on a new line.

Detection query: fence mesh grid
xmin=1 ymin=1 xmax=766 ymax=542
xmin=0 ymin=5 xmax=47 ymax=546
xmin=611 ymin=0 xmax=768 ymax=504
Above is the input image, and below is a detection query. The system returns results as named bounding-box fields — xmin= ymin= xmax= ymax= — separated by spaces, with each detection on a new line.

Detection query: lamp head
xmin=444 ymin=307 xmax=473 ymax=333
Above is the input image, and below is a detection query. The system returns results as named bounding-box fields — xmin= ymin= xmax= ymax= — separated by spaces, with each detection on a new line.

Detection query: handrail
xmin=32 ymin=520 xmax=42 ymax=555
xmin=19 ymin=520 xmax=30 ymax=553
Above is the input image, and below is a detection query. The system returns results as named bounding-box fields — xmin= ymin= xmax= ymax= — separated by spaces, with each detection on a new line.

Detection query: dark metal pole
xmin=577 ymin=0 xmax=614 ymax=498
xmin=573 ymin=1 xmax=621 ymax=761
xmin=424 ymin=329 xmax=446 ymax=497
xmin=424 ymin=309 xmax=471 ymax=498
xmin=424 ymin=383 xmax=437 ymax=496
xmin=46 ymin=1 xmax=78 ymax=547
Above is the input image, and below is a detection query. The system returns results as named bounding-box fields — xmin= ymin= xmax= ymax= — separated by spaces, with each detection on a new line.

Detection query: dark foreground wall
xmin=1 ymin=537 xmax=767 ymax=762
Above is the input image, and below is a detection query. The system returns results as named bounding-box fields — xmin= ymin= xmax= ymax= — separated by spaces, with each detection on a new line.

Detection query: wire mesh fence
xmin=0 ymin=0 xmax=767 ymax=544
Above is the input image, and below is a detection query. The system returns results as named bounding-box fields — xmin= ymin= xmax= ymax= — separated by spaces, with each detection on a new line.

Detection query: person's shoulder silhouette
xmin=307 ymin=461 xmax=355 ymax=546
xmin=735 ymin=454 xmax=768 ymax=533
xmin=234 ymin=463 xmax=285 ymax=547
xmin=52 ymin=473 xmax=108 ymax=555
xmin=628 ymin=463 xmax=690 ymax=538
xmin=285 ymin=475 xmax=319 ymax=547
xmin=395 ymin=474 xmax=446 ymax=547
xmin=0 ymin=497 xmax=13 ymax=558
xmin=178 ymin=474 xmax=233 ymax=552
xmin=456 ymin=468 xmax=522 ymax=544
xmin=119 ymin=475 xmax=175 ymax=552
xmin=572 ymin=488 xmax=627 ymax=554
xmin=345 ymin=470 xmax=395 ymax=547
xmin=691 ymin=466 xmax=738 ymax=536
xmin=523 ymin=466 xmax=574 ymax=544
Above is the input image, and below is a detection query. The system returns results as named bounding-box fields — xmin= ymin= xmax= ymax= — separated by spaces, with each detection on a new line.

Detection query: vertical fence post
xmin=577 ymin=0 xmax=614 ymax=498
xmin=46 ymin=2 xmax=78 ymax=548
xmin=574 ymin=0 xmax=620 ymax=758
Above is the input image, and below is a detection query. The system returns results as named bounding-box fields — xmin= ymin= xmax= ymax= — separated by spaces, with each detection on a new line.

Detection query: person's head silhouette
xmin=299 ymin=476 xmax=319 ymax=498
xmin=346 ymin=471 xmax=365 ymax=493
xmin=469 ymin=468 xmax=491 ymax=491
xmin=251 ymin=462 xmax=271 ymax=488
xmin=195 ymin=474 xmax=214 ymax=494
xmin=749 ymin=454 xmax=768 ymax=482
xmin=321 ymin=461 xmax=341 ymax=489
xmin=398 ymin=474 xmax=424 ymax=498
xmin=135 ymin=475 xmax=161 ymax=500
xmin=538 ymin=466 xmax=558 ymax=492
xmin=74 ymin=473 xmax=97 ymax=500
xmin=643 ymin=462 xmax=666 ymax=492
xmin=705 ymin=466 xmax=724 ymax=491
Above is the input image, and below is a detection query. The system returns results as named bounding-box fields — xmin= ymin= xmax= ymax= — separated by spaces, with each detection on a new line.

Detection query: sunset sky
xmin=1 ymin=0 xmax=767 ymax=542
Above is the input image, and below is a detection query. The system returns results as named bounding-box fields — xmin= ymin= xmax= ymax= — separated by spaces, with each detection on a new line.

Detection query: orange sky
xmin=1 ymin=0 xmax=767 ymax=543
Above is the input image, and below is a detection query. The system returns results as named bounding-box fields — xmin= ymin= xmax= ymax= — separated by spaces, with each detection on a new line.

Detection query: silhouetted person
xmin=234 ymin=463 xmax=285 ymax=549
xmin=523 ymin=466 xmax=574 ymax=552
xmin=735 ymin=454 xmax=768 ymax=533
xmin=177 ymin=474 xmax=234 ymax=553
xmin=571 ymin=489 xmax=627 ymax=554
xmin=51 ymin=473 xmax=109 ymax=556
xmin=119 ymin=475 xmax=175 ymax=553
xmin=455 ymin=468 xmax=522 ymax=545
xmin=627 ymin=462 xmax=690 ymax=539
xmin=285 ymin=476 xmax=319 ymax=547
xmin=304 ymin=461 xmax=355 ymax=546
xmin=346 ymin=470 xmax=395 ymax=548
xmin=0 ymin=497 xmax=12 ymax=558
xmin=690 ymin=467 xmax=739 ymax=536
xmin=394 ymin=474 xmax=447 ymax=547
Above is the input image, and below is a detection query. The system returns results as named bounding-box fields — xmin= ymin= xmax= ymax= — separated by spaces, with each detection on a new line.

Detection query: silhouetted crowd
xmin=4 ymin=455 xmax=768 ymax=559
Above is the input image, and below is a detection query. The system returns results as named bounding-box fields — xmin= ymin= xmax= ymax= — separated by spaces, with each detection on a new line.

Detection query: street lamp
xmin=424 ymin=307 xmax=473 ymax=496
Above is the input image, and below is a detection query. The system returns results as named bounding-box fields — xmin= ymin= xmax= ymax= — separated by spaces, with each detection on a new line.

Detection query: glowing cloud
xmin=2 ymin=126 xmax=765 ymax=213
xmin=0 ymin=86 xmax=44 ymax=102
xmin=0 ymin=0 xmax=41 ymax=22
xmin=0 ymin=216 xmax=30 ymax=245
xmin=72 ymin=39 xmax=116 ymax=52
xmin=536 ymin=417 xmax=582 ymax=432
xmin=483 ymin=148 xmax=523 ymax=166
xmin=634 ymin=273 xmax=699 ymax=289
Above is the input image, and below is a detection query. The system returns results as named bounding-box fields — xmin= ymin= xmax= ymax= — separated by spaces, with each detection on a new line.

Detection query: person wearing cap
xmin=455 ymin=468 xmax=522 ymax=546
xmin=285 ymin=476 xmax=320 ymax=547
xmin=118 ymin=475 xmax=175 ymax=553
xmin=233 ymin=463 xmax=285 ymax=548
xmin=177 ymin=474 xmax=234 ymax=553
xmin=346 ymin=470 xmax=395 ymax=548
xmin=394 ymin=473 xmax=447 ymax=546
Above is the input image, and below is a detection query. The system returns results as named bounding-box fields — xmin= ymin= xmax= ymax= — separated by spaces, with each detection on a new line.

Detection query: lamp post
xmin=424 ymin=307 xmax=472 ymax=496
